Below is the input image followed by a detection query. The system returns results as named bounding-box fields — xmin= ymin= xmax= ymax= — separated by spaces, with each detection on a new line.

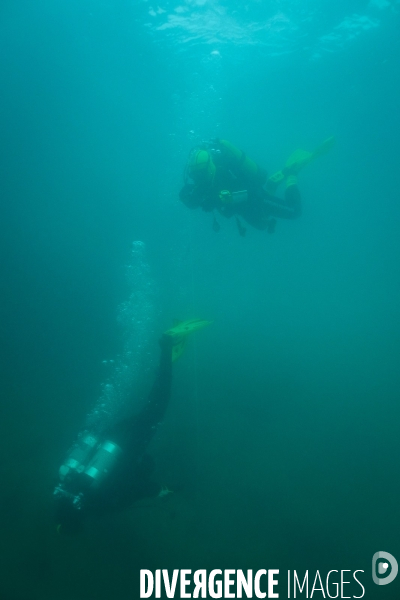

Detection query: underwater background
xmin=1 ymin=0 xmax=400 ymax=598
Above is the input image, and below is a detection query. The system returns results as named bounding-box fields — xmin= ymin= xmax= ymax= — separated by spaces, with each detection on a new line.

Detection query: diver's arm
xmin=180 ymin=184 xmax=200 ymax=208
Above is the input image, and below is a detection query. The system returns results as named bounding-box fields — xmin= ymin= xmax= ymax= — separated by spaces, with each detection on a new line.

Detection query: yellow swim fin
xmin=267 ymin=136 xmax=335 ymax=191
xmin=164 ymin=318 xmax=212 ymax=362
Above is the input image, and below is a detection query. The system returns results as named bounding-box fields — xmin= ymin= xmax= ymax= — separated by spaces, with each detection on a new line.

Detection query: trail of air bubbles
xmin=85 ymin=241 xmax=156 ymax=435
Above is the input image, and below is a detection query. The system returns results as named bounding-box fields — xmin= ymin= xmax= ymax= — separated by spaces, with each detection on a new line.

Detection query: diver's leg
xmin=236 ymin=201 xmax=268 ymax=230
xmin=105 ymin=336 xmax=173 ymax=455
xmin=136 ymin=335 xmax=173 ymax=431
xmin=234 ymin=189 xmax=271 ymax=230
xmin=283 ymin=177 xmax=302 ymax=218
xmin=263 ymin=179 xmax=302 ymax=220
xmin=236 ymin=181 xmax=300 ymax=228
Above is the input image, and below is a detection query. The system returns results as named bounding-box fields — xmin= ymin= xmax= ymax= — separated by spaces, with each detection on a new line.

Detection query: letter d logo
xmin=372 ymin=552 xmax=398 ymax=585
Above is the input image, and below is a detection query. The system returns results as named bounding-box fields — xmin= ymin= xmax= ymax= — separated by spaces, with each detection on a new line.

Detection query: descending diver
xmin=54 ymin=319 xmax=210 ymax=533
xmin=179 ymin=137 xmax=335 ymax=235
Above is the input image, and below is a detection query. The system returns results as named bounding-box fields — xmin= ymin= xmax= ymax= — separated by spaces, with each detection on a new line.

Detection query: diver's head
xmin=187 ymin=149 xmax=216 ymax=185
xmin=54 ymin=488 xmax=84 ymax=535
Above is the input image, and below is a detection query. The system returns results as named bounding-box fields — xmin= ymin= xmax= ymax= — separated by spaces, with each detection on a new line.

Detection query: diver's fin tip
xmin=164 ymin=319 xmax=212 ymax=361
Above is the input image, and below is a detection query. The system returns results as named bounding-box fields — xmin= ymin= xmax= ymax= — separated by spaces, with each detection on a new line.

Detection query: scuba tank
xmin=55 ymin=437 xmax=122 ymax=515
xmin=58 ymin=434 xmax=99 ymax=482
xmin=82 ymin=440 xmax=123 ymax=488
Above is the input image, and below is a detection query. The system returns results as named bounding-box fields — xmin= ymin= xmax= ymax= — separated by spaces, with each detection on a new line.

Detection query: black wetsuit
xmin=180 ymin=142 xmax=301 ymax=231
xmin=234 ymin=184 xmax=301 ymax=230
xmin=55 ymin=337 xmax=173 ymax=530
xmin=98 ymin=335 xmax=173 ymax=511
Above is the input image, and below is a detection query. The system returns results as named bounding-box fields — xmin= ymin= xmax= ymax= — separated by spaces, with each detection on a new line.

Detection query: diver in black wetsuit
xmin=179 ymin=137 xmax=334 ymax=236
xmin=54 ymin=320 xmax=210 ymax=533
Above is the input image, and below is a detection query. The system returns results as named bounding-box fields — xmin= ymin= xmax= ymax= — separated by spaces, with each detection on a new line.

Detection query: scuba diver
xmin=53 ymin=319 xmax=210 ymax=533
xmin=179 ymin=137 xmax=335 ymax=236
